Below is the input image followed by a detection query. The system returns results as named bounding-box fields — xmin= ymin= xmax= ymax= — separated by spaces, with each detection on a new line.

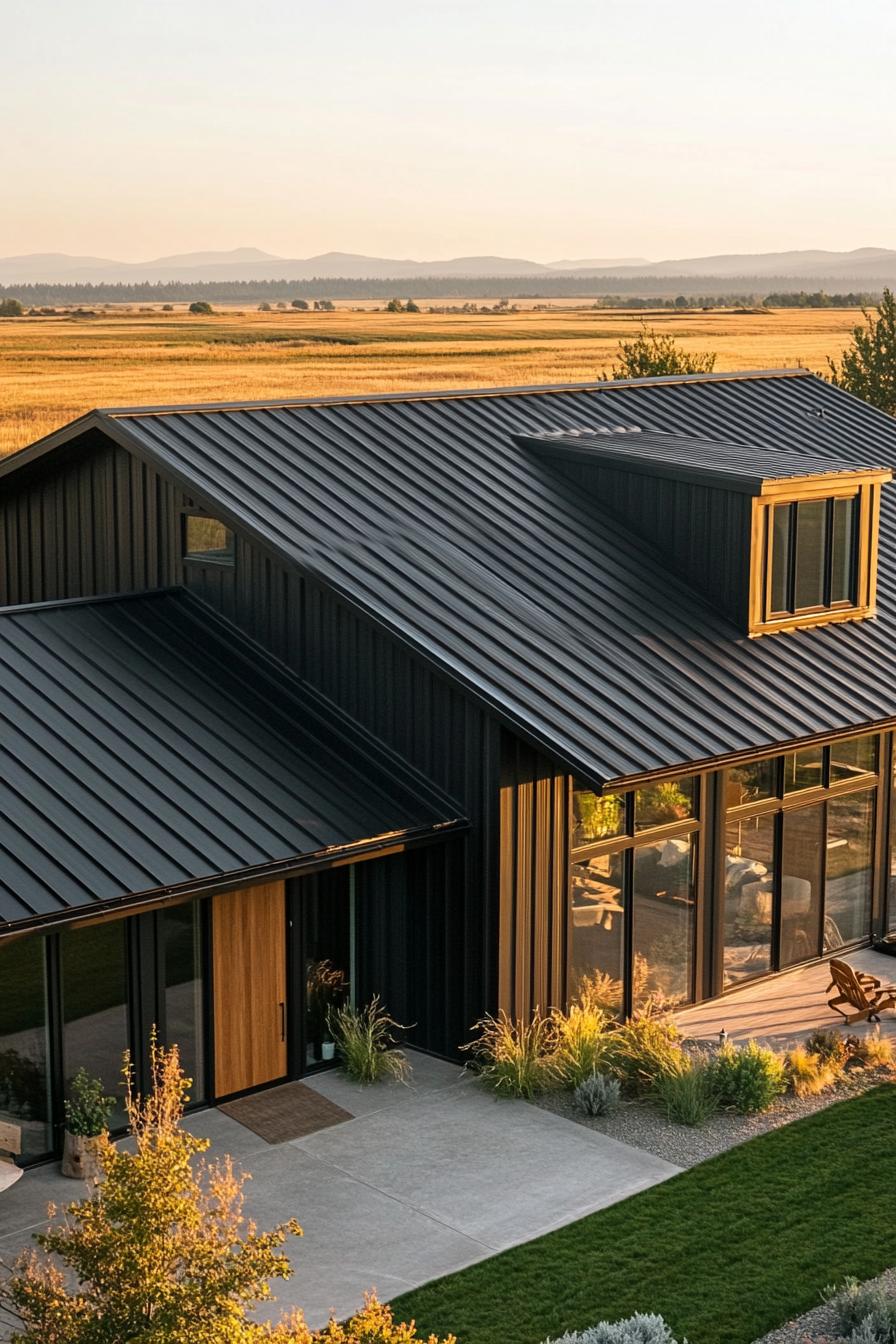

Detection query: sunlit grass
xmin=0 ymin=305 xmax=862 ymax=456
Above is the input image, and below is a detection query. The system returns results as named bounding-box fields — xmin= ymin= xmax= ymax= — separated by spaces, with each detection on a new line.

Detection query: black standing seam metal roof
xmin=0 ymin=589 xmax=465 ymax=932
xmin=515 ymin=427 xmax=892 ymax=494
xmin=7 ymin=368 xmax=896 ymax=790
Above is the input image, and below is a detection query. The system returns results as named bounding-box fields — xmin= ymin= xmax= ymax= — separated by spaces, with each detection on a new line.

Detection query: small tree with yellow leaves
xmin=0 ymin=1037 xmax=302 ymax=1344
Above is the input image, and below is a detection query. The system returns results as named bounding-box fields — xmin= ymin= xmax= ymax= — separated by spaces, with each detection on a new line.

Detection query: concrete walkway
xmin=0 ymin=1051 xmax=679 ymax=1329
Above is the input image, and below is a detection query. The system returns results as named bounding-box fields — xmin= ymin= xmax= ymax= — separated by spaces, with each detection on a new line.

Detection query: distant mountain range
xmin=2 ymin=245 xmax=895 ymax=286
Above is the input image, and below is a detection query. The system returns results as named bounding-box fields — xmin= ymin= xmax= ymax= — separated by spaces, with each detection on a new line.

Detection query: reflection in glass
xmin=830 ymin=735 xmax=877 ymax=783
xmin=726 ymin=759 xmax=776 ymax=809
xmin=61 ymin=923 xmax=129 ymax=1127
xmin=724 ymin=815 xmax=775 ymax=986
xmin=631 ymin=836 xmax=696 ymax=1009
xmin=572 ymin=786 xmax=625 ymax=847
xmin=570 ymin=850 xmax=625 ymax=1014
xmin=0 ymin=937 xmax=53 ymax=1160
xmin=303 ymin=872 xmax=351 ymax=1066
xmin=780 ymin=804 xmax=824 ymax=967
xmin=162 ymin=902 xmax=205 ymax=1103
xmin=784 ymin=748 xmax=823 ymax=794
xmin=184 ymin=515 xmax=234 ymax=562
xmin=770 ymin=504 xmax=791 ymax=614
xmin=831 ymin=497 xmax=858 ymax=604
xmin=634 ymin=776 xmax=696 ymax=832
xmin=825 ymin=791 xmax=874 ymax=948
xmin=794 ymin=499 xmax=827 ymax=609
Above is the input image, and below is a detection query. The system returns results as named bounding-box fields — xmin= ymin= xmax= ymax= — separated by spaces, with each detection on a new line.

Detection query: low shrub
xmin=328 ymin=997 xmax=410 ymax=1085
xmin=308 ymin=1292 xmax=456 ymax=1343
xmin=786 ymin=1044 xmax=840 ymax=1097
xmin=804 ymin=1028 xmax=849 ymax=1073
xmin=602 ymin=1017 xmax=686 ymax=1096
xmin=823 ymin=1276 xmax=896 ymax=1342
xmin=64 ymin=1067 xmax=115 ymax=1137
xmin=544 ymin=1312 xmax=683 ymax=1343
xmin=463 ymin=1009 xmax=554 ymax=1098
xmin=710 ymin=1040 xmax=787 ymax=1114
xmin=550 ymin=999 xmax=610 ymax=1087
xmin=852 ymin=1028 xmax=895 ymax=1071
xmin=574 ymin=1071 xmax=621 ymax=1117
xmin=654 ymin=1054 xmax=719 ymax=1125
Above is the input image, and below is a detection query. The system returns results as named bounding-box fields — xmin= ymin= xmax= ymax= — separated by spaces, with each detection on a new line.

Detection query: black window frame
xmin=182 ymin=512 xmax=236 ymax=568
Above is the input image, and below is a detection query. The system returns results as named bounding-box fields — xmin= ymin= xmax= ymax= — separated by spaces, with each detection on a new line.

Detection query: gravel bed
xmin=751 ymin=1267 xmax=896 ymax=1343
xmin=532 ymin=1067 xmax=894 ymax=1169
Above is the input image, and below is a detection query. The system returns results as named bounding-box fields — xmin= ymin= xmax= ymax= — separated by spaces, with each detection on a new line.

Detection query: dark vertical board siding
xmin=548 ymin=457 xmax=753 ymax=626
xmin=0 ymin=437 xmax=178 ymax=606
xmin=499 ymin=730 xmax=569 ymax=1017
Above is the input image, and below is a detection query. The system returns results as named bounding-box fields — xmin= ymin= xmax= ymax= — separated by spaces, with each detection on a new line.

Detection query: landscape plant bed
xmin=391 ymin=1087 xmax=896 ymax=1344
xmin=752 ymin=1268 xmax=896 ymax=1344
xmin=533 ymin=1063 xmax=895 ymax=1168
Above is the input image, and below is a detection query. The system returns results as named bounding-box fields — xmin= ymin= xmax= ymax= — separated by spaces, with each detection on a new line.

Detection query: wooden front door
xmin=212 ymin=881 xmax=287 ymax=1096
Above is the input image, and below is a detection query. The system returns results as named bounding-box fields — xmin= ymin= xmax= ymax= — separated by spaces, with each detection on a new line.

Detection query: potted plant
xmin=61 ymin=1068 xmax=114 ymax=1180
xmin=305 ymin=960 xmax=348 ymax=1062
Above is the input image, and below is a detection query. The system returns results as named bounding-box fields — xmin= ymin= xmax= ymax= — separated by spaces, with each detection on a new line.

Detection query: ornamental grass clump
xmin=463 ymin=1009 xmax=555 ymax=1098
xmin=710 ymin=1040 xmax=787 ymax=1114
xmin=654 ymin=1053 xmax=720 ymax=1126
xmin=853 ymin=1027 xmax=895 ymax=1071
xmin=601 ymin=1016 xmax=686 ymax=1096
xmin=804 ymin=1028 xmax=850 ymax=1075
xmin=328 ymin=996 xmax=411 ymax=1085
xmin=785 ymin=1044 xmax=840 ymax=1098
xmin=549 ymin=998 xmax=610 ymax=1088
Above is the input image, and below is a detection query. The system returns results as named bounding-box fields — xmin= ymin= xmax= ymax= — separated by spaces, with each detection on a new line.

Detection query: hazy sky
xmin=4 ymin=0 xmax=895 ymax=262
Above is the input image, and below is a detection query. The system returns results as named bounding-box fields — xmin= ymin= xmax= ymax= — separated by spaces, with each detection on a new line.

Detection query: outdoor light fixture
xmin=718 ymin=1028 xmax=729 ymax=1047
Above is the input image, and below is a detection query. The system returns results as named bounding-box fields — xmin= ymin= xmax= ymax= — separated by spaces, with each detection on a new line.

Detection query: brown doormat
xmin=219 ymin=1080 xmax=353 ymax=1143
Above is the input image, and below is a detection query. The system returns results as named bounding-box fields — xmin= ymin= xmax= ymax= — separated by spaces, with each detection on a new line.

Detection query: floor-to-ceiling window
xmin=60 ymin=922 xmax=130 ymax=1127
xmin=302 ymin=871 xmax=352 ymax=1067
xmin=0 ymin=937 xmax=53 ymax=1160
xmin=161 ymin=901 xmax=206 ymax=1104
xmin=723 ymin=735 xmax=878 ymax=987
xmin=570 ymin=775 xmax=699 ymax=1015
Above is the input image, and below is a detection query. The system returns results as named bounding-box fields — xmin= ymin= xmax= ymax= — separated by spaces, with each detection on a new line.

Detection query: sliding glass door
xmin=0 ymin=937 xmax=53 ymax=1160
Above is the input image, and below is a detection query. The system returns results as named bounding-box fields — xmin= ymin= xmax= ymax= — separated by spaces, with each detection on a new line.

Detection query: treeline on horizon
xmin=0 ymin=276 xmax=884 ymax=306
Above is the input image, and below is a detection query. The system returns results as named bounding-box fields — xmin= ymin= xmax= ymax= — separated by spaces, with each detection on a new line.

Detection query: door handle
xmin=279 ymin=1001 xmax=286 ymax=1042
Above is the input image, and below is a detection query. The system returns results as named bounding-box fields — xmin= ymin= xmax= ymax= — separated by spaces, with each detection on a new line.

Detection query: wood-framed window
xmin=748 ymin=475 xmax=887 ymax=636
xmin=569 ymin=774 xmax=701 ymax=1016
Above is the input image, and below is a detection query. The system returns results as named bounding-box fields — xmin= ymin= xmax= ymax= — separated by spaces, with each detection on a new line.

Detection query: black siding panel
xmin=0 ymin=434 xmax=178 ymax=606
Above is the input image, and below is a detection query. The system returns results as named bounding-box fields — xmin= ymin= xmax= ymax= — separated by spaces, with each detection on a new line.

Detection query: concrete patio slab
xmin=0 ymin=1051 xmax=680 ymax=1331
xmin=676 ymin=947 xmax=896 ymax=1048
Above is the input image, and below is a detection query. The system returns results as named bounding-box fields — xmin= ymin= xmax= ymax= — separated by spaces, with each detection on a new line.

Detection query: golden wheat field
xmin=0 ymin=304 xmax=865 ymax=457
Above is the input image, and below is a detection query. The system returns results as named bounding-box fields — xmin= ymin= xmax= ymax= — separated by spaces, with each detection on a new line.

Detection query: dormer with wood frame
xmin=517 ymin=426 xmax=892 ymax=637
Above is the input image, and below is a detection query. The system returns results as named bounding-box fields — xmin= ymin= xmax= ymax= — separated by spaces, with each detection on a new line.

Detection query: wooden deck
xmin=676 ymin=948 xmax=896 ymax=1048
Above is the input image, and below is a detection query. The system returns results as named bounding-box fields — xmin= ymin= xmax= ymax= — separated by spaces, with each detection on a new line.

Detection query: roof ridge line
xmin=98 ymin=367 xmax=814 ymax=420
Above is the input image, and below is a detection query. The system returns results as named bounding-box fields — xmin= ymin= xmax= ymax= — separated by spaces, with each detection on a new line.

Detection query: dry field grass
xmin=0 ymin=304 xmax=863 ymax=457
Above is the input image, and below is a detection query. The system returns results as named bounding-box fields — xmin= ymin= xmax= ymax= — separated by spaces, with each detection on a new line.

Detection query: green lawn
xmin=392 ymin=1085 xmax=896 ymax=1344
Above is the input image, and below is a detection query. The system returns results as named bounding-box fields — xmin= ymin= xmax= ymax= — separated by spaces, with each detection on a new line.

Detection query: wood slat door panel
xmin=213 ymin=881 xmax=287 ymax=1097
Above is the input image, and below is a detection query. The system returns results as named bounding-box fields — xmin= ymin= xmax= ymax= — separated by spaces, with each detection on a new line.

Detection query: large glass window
xmin=780 ymin=804 xmax=824 ymax=967
xmin=632 ymin=835 xmax=696 ymax=1010
xmin=0 ymin=937 xmax=53 ymax=1160
xmin=724 ymin=735 xmax=878 ymax=987
xmin=162 ymin=902 xmax=205 ymax=1104
xmin=61 ymin=922 xmax=130 ymax=1127
xmin=724 ymin=813 xmax=775 ymax=985
xmin=826 ymin=792 xmax=874 ymax=948
xmin=570 ymin=850 xmax=625 ymax=1014
xmin=569 ymin=775 xmax=699 ymax=1015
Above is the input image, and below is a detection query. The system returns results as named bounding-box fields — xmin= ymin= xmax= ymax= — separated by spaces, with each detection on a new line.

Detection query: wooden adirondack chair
xmin=827 ymin=958 xmax=896 ymax=1025
xmin=0 ymin=1118 xmax=23 ymax=1191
